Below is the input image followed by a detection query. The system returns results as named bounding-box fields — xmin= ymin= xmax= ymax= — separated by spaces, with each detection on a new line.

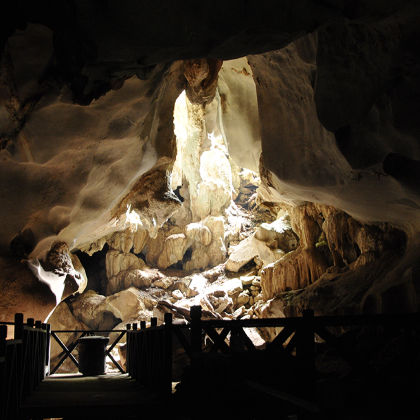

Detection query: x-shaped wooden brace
xmin=50 ymin=331 xmax=87 ymax=374
xmin=105 ymin=331 xmax=126 ymax=373
xmin=266 ymin=323 xmax=297 ymax=354
xmin=202 ymin=326 xmax=257 ymax=354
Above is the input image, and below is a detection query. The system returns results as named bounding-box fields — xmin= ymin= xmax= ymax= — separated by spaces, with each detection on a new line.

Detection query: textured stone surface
xmin=104 ymin=287 xmax=156 ymax=321
xmin=261 ymin=202 xmax=409 ymax=314
xmin=106 ymin=250 xmax=146 ymax=293
xmin=0 ymin=256 xmax=56 ymax=327
xmin=70 ymin=287 xmax=157 ymax=330
xmin=255 ymin=216 xmax=299 ymax=253
xmin=47 ymin=301 xmax=89 ymax=370
xmin=71 ymin=290 xmax=108 ymax=329
xmin=157 ymin=233 xmax=188 ymax=270
xmin=226 ymin=216 xmax=298 ymax=272
xmin=226 ymin=236 xmax=258 ymax=272
xmin=185 ymin=223 xmax=212 ymax=246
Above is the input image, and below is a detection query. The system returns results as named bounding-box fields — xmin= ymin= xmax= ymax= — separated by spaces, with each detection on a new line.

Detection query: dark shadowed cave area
xmin=1 ymin=1 xmax=420 ymax=419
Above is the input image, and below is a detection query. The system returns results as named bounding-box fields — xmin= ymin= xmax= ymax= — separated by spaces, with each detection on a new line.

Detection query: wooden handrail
xmin=191 ymin=312 xmax=420 ymax=328
xmin=0 ymin=313 xmax=50 ymax=420
xmin=51 ymin=329 xmax=128 ymax=333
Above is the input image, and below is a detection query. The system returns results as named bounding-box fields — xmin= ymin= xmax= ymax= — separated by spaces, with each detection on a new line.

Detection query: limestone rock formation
xmin=226 ymin=236 xmax=258 ymax=272
xmin=105 ymin=287 xmax=156 ymax=321
xmin=118 ymin=269 xmax=159 ymax=291
xmin=42 ymin=241 xmax=87 ymax=296
xmin=194 ymin=143 xmax=233 ymax=220
xmin=184 ymin=59 xmax=223 ymax=106
xmin=106 ymin=250 xmax=147 ymax=295
xmin=226 ymin=215 xmax=299 ymax=272
xmin=222 ymin=279 xmax=243 ymax=297
xmin=70 ymin=287 xmax=157 ymax=328
xmin=260 ymin=202 xmax=409 ymax=315
xmin=201 ymin=216 xmax=227 ymax=268
xmin=255 ymin=216 xmax=299 ymax=254
xmin=157 ymin=233 xmax=188 ymax=270
xmin=47 ymin=301 xmax=89 ymax=372
xmin=187 ymin=275 xmax=207 ymax=298
xmin=2 ymin=241 xmax=87 ymax=325
xmin=71 ymin=290 xmax=108 ymax=330
xmin=185 ymin=223 xmax=212 ymax=246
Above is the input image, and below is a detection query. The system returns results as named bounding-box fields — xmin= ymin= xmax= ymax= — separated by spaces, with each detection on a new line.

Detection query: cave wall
xmin=2 ymin=1 xmax=420 ymax=257
xmin=1 ymin=24 xmax=185 ymax=258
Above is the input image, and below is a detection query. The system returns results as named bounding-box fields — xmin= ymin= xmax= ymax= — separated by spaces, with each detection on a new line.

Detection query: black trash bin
xmin=78 ymin=336 xmax=110 ymax=376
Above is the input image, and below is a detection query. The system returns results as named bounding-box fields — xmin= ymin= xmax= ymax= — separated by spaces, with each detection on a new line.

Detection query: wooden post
xmin=163 ymin=313 xmax=173 ymax=400
xmin=131 ymin=324 xmax=138 ymax=378
xmin=0 ymin=324 xmax=6 ymax=358
xmin=43 ymin=324 xmax=51 ymax=376
xmin=140 ymin=321 xmax=146 ymax=329
xmin=297 ymin=309 xmax=316 ymax=402
xmin=151 ymin=317 xmax=157 ymax=327
xmin=230 ymin=327 xmax=245 ymax=352
xmin=0 ymin=324 xmax=7 ymax=419
xmin=35 ymin=321 xmax=42 ymax=329
xmin=14 ymin=313 xmax=24 ymax=403
xmin=27 ymin=318 xmax=35 ymax=328
xmin=14 ymin=313 xmax=24 ymax=340
xmin=190 ymin=306 xmax=202 ymax=402
xmin=190 ymin=306 xmax=202 ymax=354
xmin=126 ymin=324 xmax=131 ymax=375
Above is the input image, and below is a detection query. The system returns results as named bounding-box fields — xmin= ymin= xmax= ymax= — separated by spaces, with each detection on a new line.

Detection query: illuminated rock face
xmin=0 ymin=242 xmax=86 ymax=326
xmin=260 ymin=203 xmax=410 ymax=314
xmin=1 ymin=1 xmax=420 ymax=322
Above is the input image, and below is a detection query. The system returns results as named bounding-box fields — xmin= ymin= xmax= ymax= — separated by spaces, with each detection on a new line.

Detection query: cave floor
xmin=18 ymin=373 xmax=177 ymax=420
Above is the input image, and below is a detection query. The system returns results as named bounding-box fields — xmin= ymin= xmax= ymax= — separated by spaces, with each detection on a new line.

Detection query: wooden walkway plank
xmin=18 ymin=373 xmax=170 ymax=420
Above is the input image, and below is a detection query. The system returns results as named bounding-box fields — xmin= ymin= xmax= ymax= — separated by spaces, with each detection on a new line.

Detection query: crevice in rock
xmin=74 ymin=244 xmax=109 ymax=295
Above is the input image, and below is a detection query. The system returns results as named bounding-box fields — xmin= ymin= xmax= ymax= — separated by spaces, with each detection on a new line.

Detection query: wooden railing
xmin=2 ymin=308 xmax=418 ymax=416
xmin=0 ymin=314 xmax=50 ymax=420
xmin=50 ymin=329 xmax=127 ymax=374
xmin=186 ymin=307 xmax=420 ymax=410
xmin=125 ymin=306 xmax=420 ymax=410
xmin=126 ymin=313 xmax=174 ymax=399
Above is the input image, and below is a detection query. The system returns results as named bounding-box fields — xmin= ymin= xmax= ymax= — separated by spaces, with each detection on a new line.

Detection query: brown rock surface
xmin=0 ymin=256 xmax=56 ymax=325
xmin=47 ymin=301 xmax=89 ymax=372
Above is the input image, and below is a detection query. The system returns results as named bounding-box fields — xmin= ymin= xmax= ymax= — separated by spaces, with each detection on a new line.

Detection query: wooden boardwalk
xmin=4 ymin=310 xmax=419 ymax=420
xmin=18 ymin=373 xmax=175 ymax=420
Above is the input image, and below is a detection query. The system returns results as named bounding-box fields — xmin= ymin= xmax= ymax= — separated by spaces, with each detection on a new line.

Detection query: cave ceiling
xmin=1 ymin=0 xmax=420 ymax=321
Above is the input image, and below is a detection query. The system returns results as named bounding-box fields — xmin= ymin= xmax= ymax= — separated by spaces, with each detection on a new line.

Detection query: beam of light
xmin=27 ymin=259 xmax=66 ymax=306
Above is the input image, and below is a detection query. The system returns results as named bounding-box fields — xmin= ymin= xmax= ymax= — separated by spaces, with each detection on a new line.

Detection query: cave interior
xmin=1 ymin=1 xmax=420 ymax=419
